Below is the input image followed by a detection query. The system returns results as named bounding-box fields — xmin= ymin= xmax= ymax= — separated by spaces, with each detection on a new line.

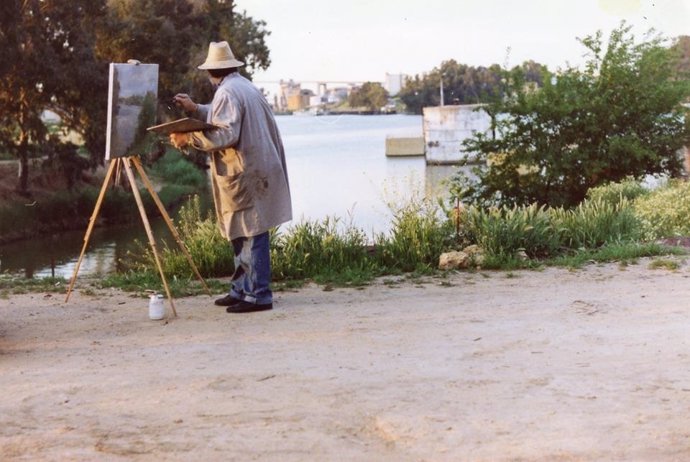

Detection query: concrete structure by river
xmin=385 ymin=104 xmax=492 ymax=164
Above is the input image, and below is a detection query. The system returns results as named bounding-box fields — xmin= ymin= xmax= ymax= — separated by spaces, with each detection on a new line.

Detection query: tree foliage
xmin=454 ymin=24 xmax=690 ymax=208
xmin=0 ymin=0 xmax=107 ymax=194
xmin=348 ymin=82 xmax=389 ymax=111
xmin=670 ymin=35 xmax=690 ymax=93
xmin=0 ymin=0 xmax=272 ymax=193
xmin=398 ymin=60 xmax=547 ymax=114
xmin=99 ymin=0 xmax=271 ymax=104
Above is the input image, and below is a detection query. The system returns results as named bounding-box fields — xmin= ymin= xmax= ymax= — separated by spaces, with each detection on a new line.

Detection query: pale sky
xmin=233 ymin=0 xmax=689 ymax=85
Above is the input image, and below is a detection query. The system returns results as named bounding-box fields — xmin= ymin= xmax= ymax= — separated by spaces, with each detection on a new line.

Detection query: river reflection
xmin=0 ymin=220 xmax=175 ymax=279
xmin=0 ymin=114 xmax=465 ymax=278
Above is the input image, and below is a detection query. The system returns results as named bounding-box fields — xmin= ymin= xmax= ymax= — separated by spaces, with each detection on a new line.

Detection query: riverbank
xmin=0 ymin=161 xmax=94 ymax=244
xmin=2 ymin=259 xmax=690 ymax=460
xmin=0 ymin=154 xmax=203 ymax=246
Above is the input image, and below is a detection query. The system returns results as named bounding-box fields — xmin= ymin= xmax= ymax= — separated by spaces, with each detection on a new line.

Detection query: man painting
xmin=170 ymin=41 xmax=292 ymax=313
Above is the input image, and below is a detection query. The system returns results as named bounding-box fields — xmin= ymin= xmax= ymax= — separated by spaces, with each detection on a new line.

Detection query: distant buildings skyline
xmin=259 ymin=73 xmax=409 ymax=112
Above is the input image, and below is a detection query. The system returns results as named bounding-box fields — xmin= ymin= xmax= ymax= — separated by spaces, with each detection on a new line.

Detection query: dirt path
xmin=2 ymin=260 xmax=690 ymax=461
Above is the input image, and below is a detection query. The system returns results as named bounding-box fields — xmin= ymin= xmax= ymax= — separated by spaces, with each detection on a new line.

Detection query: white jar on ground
xmin=148 ymin=294 xmax=165 ymax=320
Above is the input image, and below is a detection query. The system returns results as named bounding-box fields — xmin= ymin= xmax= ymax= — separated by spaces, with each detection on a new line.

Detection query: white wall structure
xmin=422 ymin=104 xmax=492 ymax=164
xmin=384 ymin=73 xmax=405 ymax=96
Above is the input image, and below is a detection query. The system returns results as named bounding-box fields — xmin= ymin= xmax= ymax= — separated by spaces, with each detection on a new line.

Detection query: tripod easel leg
xmin=65 ymin=159 xmax=119 ymax=303
xmin=130 ymin=157 xmax=211 ymax=295
xmin=122 ymin=157 xmax=177 ymax=318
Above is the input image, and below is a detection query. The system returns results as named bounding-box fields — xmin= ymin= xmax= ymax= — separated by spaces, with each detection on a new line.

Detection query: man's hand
xmin=172 ymin=94 xmax=198 ymax=113
xmin=169 ymin=132 xmax=191 ymax=150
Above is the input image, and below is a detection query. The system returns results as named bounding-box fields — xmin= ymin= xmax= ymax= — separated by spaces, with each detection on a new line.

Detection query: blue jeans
xmin=229 ymin=231 xmax=272 ymax=305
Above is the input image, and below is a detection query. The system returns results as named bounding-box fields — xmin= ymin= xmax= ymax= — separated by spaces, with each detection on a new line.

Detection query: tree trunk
xmin=16 ymin=130 xmax=30 ymax=195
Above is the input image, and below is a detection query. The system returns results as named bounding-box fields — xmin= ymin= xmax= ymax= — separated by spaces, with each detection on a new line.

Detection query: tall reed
xmin=126 ymin=195 xmax=234 ymax=278
xmin=375 ymin=198 xmax=454 ymax=273
xmin=462 ymin=203 xmax=561 ymax=259
xmin=551 ymin=198 xmax=641 ymax=249
xmin=271 ymin=217 xmax=377 ymax=283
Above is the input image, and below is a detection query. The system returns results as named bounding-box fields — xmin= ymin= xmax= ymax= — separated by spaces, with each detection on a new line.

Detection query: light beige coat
xmin=189 ymin=74 xmax=292 ymax=240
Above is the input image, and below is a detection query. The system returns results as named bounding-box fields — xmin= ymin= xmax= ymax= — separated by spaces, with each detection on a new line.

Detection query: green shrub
xmin=156 ymin=184 xmax=196 ymax=207
xmin=1 ymin=189 xmax=102 ymax=240
xmin=0 ymin=201 xmax=33 ymax=238
xmin=150 ymin=151 xmax=206 ymax=188
xmin=98 ymin=187 xmax=151 ymax=224
xmin=633 ymin=179 xmax=690 ymax=239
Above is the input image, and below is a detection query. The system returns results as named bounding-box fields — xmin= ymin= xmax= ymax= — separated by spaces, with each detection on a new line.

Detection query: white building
xmin=384 ymin=73 xmax=406 ymax=96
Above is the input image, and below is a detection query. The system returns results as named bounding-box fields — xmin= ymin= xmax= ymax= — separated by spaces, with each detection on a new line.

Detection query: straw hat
xmin=198 ymin=41 xmax=244 ymax=70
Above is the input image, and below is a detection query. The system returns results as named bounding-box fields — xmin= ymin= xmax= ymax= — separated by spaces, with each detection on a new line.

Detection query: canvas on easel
xmin=105 ymin=62 xmax=159 ymax=160
xmin=66 ymin=61 xmax=210 ymax=317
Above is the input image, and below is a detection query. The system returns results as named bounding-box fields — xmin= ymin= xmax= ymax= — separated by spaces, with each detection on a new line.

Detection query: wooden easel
xmin=64 ymin=155 xmax=211 ymax=318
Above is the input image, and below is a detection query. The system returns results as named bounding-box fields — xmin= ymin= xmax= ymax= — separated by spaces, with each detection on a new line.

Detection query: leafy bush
xmin=0 ymin=202 xmax=33 ymax=240
xmin=1 ymin=188 xmax=108 ymax=240
xmin=98 ymin=186 xmax=153 ymax=224
xmin=458 ymin=24 xmax=690 ymax=208
xmin=150 ymin=150 xmax=206 ymax=189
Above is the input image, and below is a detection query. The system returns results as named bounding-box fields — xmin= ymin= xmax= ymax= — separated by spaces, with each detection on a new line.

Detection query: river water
xmin=0 ymin=114 xmax=461 ymax=278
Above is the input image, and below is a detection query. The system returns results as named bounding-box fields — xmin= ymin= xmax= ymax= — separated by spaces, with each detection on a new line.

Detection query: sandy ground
xmin=2 ymin=260 xmax=690 ymax=461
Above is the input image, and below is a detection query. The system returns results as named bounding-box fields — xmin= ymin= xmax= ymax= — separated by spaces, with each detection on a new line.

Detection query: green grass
xmin=8 ymin=178 xmax=690 ymax=296
xmin=97 ymin=270 xmax=228 ymax=298
xmin=548 ymin=242 xmax=684 ymax=269
xmin=0 ymin=274 xmax=67 ymax=297
xmin=271 ymin=216 xmax=380 ymax=284
xmin=93 ymin=188 xmax=690 ymax=294
xmin=648 ymin=258 xmax=683 ymax=271
xmin=633 ymin=179 xmax=690 ymax=240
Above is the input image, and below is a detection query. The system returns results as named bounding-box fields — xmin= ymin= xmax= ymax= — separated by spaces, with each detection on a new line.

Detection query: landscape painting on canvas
xmin=105 ymin=63 xmax=159 ymax=159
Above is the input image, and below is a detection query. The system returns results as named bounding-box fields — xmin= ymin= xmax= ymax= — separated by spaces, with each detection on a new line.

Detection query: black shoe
xmin=214 ymin=294 xmax=241 ymax=307
xmin=226 ymin=301 xmax=273 ymax=313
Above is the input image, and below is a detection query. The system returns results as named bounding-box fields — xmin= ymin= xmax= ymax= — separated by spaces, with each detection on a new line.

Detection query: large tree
xmin=97 ymin=0 xmax=272 ymax=143
xmin=348 ymin=82 xmax=389 ymax=112
xmin=0 ymin=0 xmax=273 ymax=193
xmin=456 ymin=24 xmax=690 ymax=208
xmin=99 ymin=0 xmax=271 ymax=102
xmin=0 ymin=0 xmax=107 ymax=194
xmin=97 ymin=0 xmax=200 ymax=104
